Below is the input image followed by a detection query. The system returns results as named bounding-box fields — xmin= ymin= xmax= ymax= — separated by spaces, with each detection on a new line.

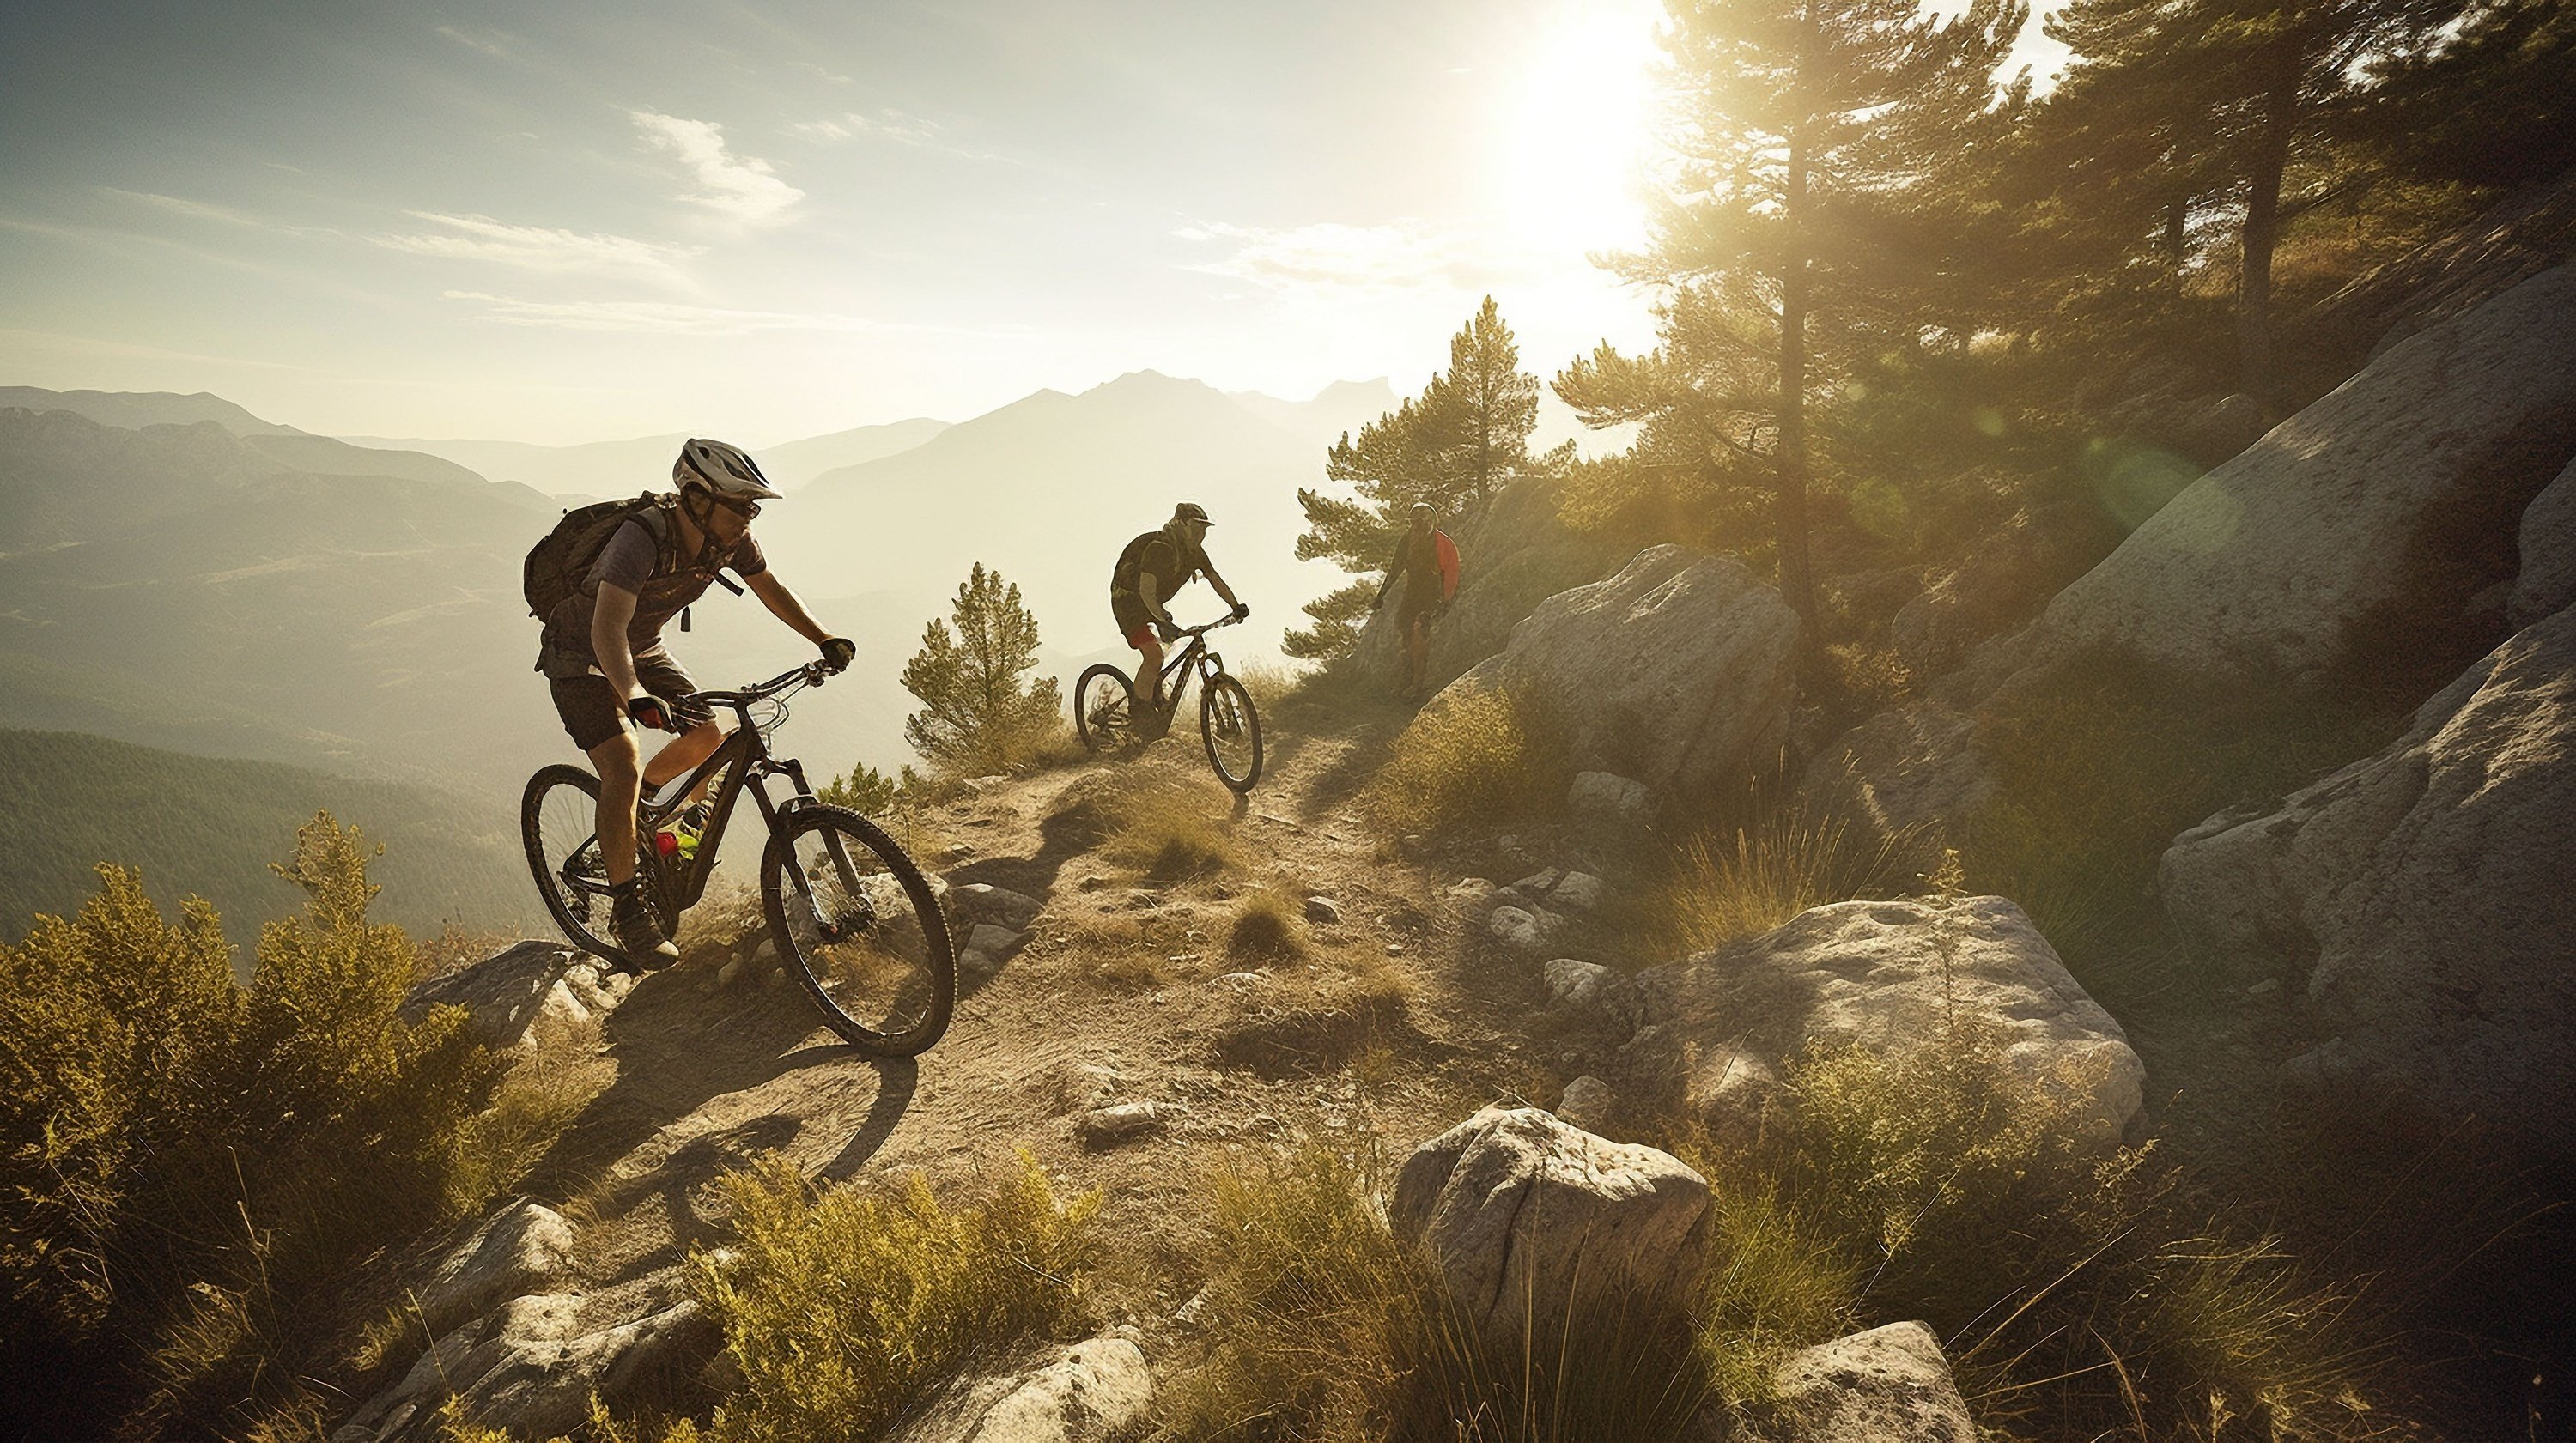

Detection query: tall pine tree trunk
xmin=1776 ymin=134 xmax=1820 ymax=650
xmin=2238 ymin=52 xmax=2300 ymax=403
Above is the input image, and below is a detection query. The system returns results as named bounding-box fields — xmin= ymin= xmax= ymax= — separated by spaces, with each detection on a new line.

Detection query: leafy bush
xmin=685 ymin=1150 xmax=1097 ymax=1443
xmin=0 ymin=815 xmax=508 ymax=1440
xmin=1364 ymin=681 xmax=1563 ymax=835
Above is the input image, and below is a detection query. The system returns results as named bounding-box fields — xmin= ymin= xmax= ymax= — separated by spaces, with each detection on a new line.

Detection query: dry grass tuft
xmin=1226 ymin=891 xmax=1309 ymax=963
xmin=1649 ymin=807 xmax=1929 ymax=955
xmin=1099 ymin=771 xmax=1246 ymax=880
xmin=1363 ymin=680 xmax=1565 ymax=836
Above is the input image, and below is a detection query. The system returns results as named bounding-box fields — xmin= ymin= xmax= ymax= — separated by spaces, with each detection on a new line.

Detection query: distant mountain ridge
xmin=0 ymin=385 xmax=307 ymax=436
xmin=343 ymin=417 xmax=952 ymax=498
xmin=0 ymin=727 xmax=540 ymax=952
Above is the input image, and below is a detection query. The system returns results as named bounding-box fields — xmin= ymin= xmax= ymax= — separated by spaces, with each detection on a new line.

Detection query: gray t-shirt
xmin=538 ymin=513 xmax=767 ymax=678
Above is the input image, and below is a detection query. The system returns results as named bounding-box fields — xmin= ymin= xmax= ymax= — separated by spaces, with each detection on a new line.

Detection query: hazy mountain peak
xmin=0 ymin=385 xmax=305 ymax=437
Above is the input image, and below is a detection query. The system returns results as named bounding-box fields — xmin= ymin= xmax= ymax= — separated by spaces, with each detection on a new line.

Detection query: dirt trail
xmin=523 ymin=700 xmax=1561 ymax=1336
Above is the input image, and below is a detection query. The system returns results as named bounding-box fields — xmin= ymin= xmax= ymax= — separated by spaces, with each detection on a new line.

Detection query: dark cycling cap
xmin=1173 ymin=501 xmax=1212 ymax=524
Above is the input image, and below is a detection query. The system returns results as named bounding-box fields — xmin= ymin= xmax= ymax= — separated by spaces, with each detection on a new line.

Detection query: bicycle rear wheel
xmin=1074 ymin=663 xmax=1136 ymax=753
xmin=1200 ymin=672 xmax=1263 ymax=792
xmin=523 ymin=764 xmax=668 ymax=962
xmin=761 ymin=803 xmax=955 ymax=1055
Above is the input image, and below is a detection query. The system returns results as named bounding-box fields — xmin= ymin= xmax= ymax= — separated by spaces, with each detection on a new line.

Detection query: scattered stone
xmin=1486 ymin=905 xmax=1562 ymax=957
xmin=1077 ymin=1102 xmax=1177 ymax=1147
xmin=1552 ymin=1075 xmax=1616 ymax=1132
xmin=950 ymin=882 xmax=1043 ymax=931
xmin=1753 ymin=1321 xmax=1978 ymax=1443
xmin=1210 ymin=971 xmax=1267 ymax=990
xmin=403 ymin=941 xmax=617 ymax=1052
xmin=1385 ymin=943 xmax=1406 ymax=956
xmin=1393 ymin=1107 xmax=1709 ymax=1343
xmin=716 ymin=958 xmax=744 ymax=989
xmin=1625 ymin=898 xmax=2143 ymax=1149
xmin=1550 ymin=871 xmax=1604 ymax=914
xmin=959 ymin=922 xmax=1033 ymax=980
xmin=1567 ymin=771 xmax=1652 ymax=828
xmin=1303 ymin=895 xmax=1344 ymax=925
xmin=415 ymin=1202 xmax=576 ymax=1340
xmin=1172 ymin=1287 xmax=1215 ymax=1331
xmin=888 ymin=1336 xmax=1154 ymax=1443
xmin=1510 ymin=868 xmax=1565 ymax=896
xmin=1541 ymin=957 xmax=1620 ymax=1013
xmin=335 ymin=1294 xmax=715 ymax=1443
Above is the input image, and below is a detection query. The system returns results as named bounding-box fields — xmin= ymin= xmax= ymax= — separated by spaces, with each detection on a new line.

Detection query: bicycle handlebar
xmin=689 ymin=658 xmax=835 ymax=712
xmin=1176 ymin=615 xmax=1245 ymax=639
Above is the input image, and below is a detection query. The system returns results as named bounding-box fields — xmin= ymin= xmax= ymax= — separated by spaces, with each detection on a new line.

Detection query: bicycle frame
xmin=1145 ymin=623 xmax=1231 ymax=719
xmin=627 ymin=665 xmax=833 ymax=918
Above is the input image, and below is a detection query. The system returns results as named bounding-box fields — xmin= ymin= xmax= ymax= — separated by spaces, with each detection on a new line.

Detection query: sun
xmin=1498 ymin=0 xmax=1665 ymax=258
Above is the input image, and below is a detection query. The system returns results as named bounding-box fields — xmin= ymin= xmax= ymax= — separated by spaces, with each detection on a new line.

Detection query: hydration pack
xmin=522 ymin=493 xmax=678 ymax=619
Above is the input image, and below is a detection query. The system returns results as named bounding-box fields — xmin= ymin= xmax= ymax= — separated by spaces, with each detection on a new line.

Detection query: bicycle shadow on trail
xmin=522 ymin=962 xmax=919 ymax=1251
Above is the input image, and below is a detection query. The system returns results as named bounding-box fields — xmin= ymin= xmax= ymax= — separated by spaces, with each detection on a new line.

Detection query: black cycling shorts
xmin=549 ymin=650 xmax=698 ymax=754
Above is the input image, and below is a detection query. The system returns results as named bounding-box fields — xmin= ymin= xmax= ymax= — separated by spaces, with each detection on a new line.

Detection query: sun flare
xmin=1498 ymin=0 xmax=1664 ymax=258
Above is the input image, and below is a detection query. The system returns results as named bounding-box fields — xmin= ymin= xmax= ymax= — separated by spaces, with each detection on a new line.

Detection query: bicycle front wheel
xmin=1075 ymin=663 xmax=1136 ymax=754
xmin=761 ymin=804 xmax=955 ymax=1056
xmin=523 ymin=764 xmax=667 ymax=963
xmin=1200 ymin=672 xmax=1263 ymax=793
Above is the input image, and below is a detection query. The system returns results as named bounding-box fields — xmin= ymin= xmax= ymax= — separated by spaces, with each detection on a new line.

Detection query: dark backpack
xmin=522 ymin=493 xmax=677 ymax=619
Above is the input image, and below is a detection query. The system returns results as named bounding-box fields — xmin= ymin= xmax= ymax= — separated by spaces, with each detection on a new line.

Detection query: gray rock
xmin=1752 ymin=1322 xmax=1977 ymax=1443
xmin=1625 ymin=898 xmax=2142 ymax=1149
xmin=1510 ymin=868 xmax=1566 ymax=897
xmin=1552 ymin=1075 xmax=1616 ymax=1132
xmin=415 ymin=1202 xmax=576 ymax=1339
xmin=890 ymin=1336 xmax=1155 ymax=1443
xmin=960 ymin=922 xmax=1033 ymax=979
xmin=2023 ymin=264 xmax=2576 ymax=693
xmin=1303 ymin=895 xmax=1344 ymax=925
xmin=2160 ymin=603 xmax=2576 ymax=1158
xmin=1391 ymin=1107 xmax=1710 ymax=1343
xmin=951 ymin=882 xmax=1044 ymax=931
xmin=2510 ymin=456 xmax=2576 ymax=629
xmin=1485 ymin=905 xmax=1562 ymax=957
xmin=1568 ymin=771 xmax=1652 ymax=828
xmin=1799 ymin=702 xmax=1996 ymax=854
xmin=1550 ymin=871 xmax=1604 ymax=914
xmin=402 ymin=941 xmax=627 ymax=1052
xmin=1541 ymin=957 xmax=1619 ymax=1012
xmin=1077 ymin=1101 xmax=1178 ymax=1147
xmin=336 ymin=1294 xmax=714 ymax=1443
xmin=1426 ymin=547 xmax=1800 ymax=801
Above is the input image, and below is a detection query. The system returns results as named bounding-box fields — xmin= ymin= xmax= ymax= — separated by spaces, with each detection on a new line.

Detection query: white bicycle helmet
xmin=674 ymin=438 xmax=781 ymax=500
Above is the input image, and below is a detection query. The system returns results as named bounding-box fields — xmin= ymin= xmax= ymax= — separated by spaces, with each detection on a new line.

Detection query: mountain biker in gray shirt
xmin=539 ymin=438 xmax=854 ymax=971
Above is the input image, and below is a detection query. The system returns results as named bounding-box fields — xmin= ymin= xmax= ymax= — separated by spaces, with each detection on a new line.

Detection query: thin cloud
xmin=791 ymin=61 xmax=855 ymax=85
xmin=95 ymin=188 xmax=329 ymax=236
xmin=630 ymin=111 xmax=803 ymax=229
xmin=374 ymin=213 xmax=702 ymax=278
xmin=1176 ymin=220 xmax=1519 ymax=293
xmin=785 ymin=109 xmax=942 ymax=147
xmin=436 ymin=25 xmax=517 ymax=59
xmin=444 ymin=293 xmax=878 ymax=335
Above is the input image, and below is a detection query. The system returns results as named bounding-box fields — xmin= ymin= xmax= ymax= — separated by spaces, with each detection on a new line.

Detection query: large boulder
xmin=2159 ymin=603 xmax=2576 ymax=1157
xmin=2020 ymin=264 xmax=2576 ymax=698
xmin=2510 ymin=457 xmax=2576 ymax=629
xmin=1622 ymin=898 xmax=2143 ymax=1148
xmin=1891 ymin=500 xmax=2126 ymax=678
xmin=1745 ymin=1322 xmax=1978 ymax=1443
xmin=1350 ymin=470 xmax=1631 ymax=694
xmin=414 ymin=1201 xmax=577 ymax=1339
xmin=1391 ymin=1107 xmax=1711 ymax=1343
xmin=1431 ymin=545 xmax=1800 ymax=801
xmin=889 ymin=1336 xmax=1156 ymax=1443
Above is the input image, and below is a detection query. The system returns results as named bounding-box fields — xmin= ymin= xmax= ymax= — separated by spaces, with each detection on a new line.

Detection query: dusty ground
xmin=501 ymin=693 xmax=1592 ymax=1363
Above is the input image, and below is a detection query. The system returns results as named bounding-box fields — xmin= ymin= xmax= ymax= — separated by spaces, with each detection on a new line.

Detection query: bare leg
xmin=1406 ymin=616 xmax=1430 ymax=694
xmin=1136 ymin=637 xmax=1166 ymax=711
xmin=588 ymin=731 xmax=645 ymax=886
xmin=643 ymin=718 xmax=726 ymax=803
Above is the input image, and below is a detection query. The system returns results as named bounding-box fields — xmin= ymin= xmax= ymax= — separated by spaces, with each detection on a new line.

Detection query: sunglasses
xmin=711 ymin=494 xmax=761 ymax=520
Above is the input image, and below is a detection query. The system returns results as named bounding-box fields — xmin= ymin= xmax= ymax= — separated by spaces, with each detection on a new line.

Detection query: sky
xmin=0 ymin=0 xmax=2068 ymax=446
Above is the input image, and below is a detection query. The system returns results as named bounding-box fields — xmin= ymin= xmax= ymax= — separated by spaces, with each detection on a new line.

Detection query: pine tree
xmin=1286 ymin=298 xmax=1540 ymax=658
xmin=1566 ymin=0 xmax=2024 ymax=637
xmin=900 ymin=565 xmax=1064 ymax=774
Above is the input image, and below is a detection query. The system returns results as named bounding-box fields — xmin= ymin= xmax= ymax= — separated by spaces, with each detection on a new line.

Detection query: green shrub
xmin=1364 ymin=681 xmax=1563 ymax=836
xmin=0 ymin=815 xmax=511 ymax=1440
xmin=687 ymin=1150 xmax=1097 ymax=1443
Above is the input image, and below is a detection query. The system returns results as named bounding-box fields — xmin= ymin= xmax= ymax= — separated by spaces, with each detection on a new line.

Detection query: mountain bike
xmin=1072 ymin=616 xmax=1263 ymax=792
xmin=519 ymin=659 xmax=954 ymax=1056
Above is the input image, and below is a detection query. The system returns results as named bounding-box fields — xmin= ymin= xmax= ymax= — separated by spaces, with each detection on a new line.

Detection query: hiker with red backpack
xmin=526 ymin=439 xmax=855 ymax=971
xmin=1370 ymin=502 xmax=1461 ymax=700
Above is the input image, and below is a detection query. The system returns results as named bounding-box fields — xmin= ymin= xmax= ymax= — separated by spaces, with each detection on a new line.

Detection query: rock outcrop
xmin=2510 ymin=457 xmax=2576 ymax=629
xmin=1431 ymin=545 xmax=1800 ymax=803
xmin=335 ymin=1290 xmax=714 ymax=1443
xmin=2159 ymin=603 xmax=2576 ymax=1156
xmin=1622 ymin=899 xmax=2143 ymax=1148
xmin=1391 ymin=1107 xmax=1710 ymax=1343
xmin=403 ymin=941 xmax=629 ymax=1051
xmin=413 ymin=1202 xmax=578 ymax=1339
xmin=2019 ymin=264 xmax=2576 ymax=697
